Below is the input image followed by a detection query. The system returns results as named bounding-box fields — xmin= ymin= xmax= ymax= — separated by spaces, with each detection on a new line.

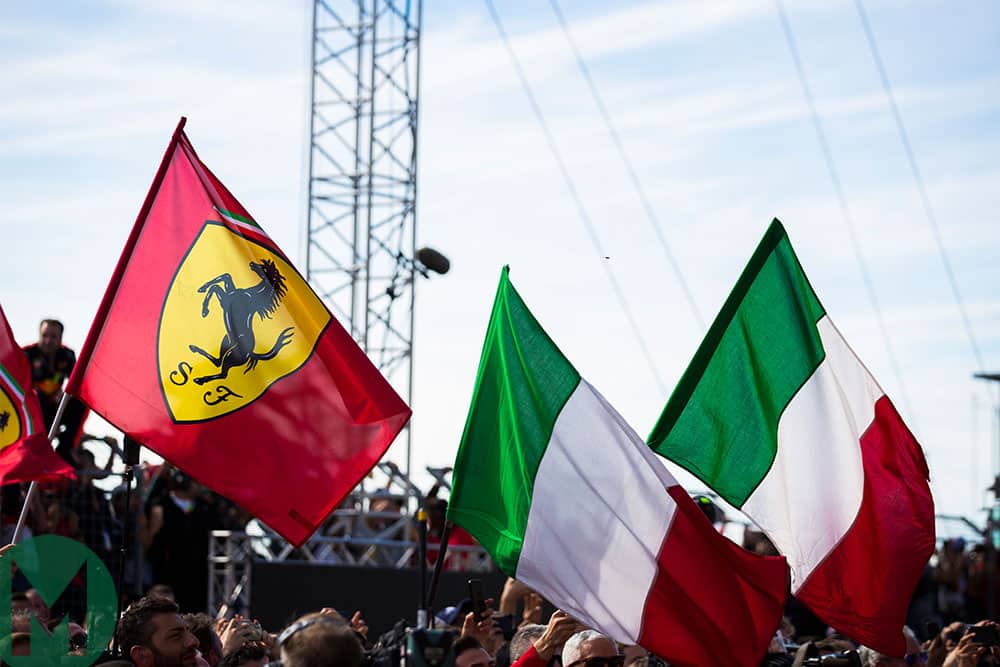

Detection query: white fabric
xmin=743 ymin=316 xmax=883 ymax=592
xmin=516 ymin=379 xmax=678 ymax=643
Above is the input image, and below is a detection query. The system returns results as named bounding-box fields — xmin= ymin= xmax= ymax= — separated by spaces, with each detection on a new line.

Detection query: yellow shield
xmin=0 ymin=385 xmax=23 ymax=449
xmin=157 ymin=222 xmax=331 ymax=423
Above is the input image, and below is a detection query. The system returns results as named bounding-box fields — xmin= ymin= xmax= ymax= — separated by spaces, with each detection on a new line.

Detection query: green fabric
xmin=447 ymin=267 xmax=580 ymax=574
xmin=647 ymin=220 xmax=827 ymax=507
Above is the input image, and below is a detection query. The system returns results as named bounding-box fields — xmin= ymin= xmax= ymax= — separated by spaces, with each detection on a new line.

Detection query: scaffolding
xmin=209 ymin=0 xmax=439 ymax=617
xmin=207 ymin=466 xmax=493 ymax=618
xmin=305 ymin=0 xmax=423 ymax=476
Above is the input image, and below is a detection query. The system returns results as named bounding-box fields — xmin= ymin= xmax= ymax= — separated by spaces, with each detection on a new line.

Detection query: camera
xmin=367 ymin=623 xmax=456 ymax=667
xmin=407 ymin=629 xmax=455 ymax=667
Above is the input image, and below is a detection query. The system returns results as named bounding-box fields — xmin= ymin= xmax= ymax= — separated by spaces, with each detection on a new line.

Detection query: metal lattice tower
xmin=305 ymin=0 xmax=422 ymax=474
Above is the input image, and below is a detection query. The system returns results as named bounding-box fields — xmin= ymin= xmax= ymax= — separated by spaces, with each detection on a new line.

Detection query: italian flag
xmin=448 ymin=268 xmax=788 ymax=667
xmin=647 ymin=220 xmax=935 ymax=657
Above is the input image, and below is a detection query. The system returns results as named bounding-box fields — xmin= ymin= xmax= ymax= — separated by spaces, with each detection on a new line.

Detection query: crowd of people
xmin=2 ymin=567 xmax=1000 ymax=666
xmin=5 ymin=323 xmax=1000 ymax=665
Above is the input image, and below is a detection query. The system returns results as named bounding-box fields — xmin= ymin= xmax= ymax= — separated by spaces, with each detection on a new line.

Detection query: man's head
xmin=424 ymin=497 xmax=448 ymax=531
xmin=182 ymin=613 xmax=224 ymax=666
xmin=116 ymin=595 xmax=199 ymax=667
xmin=147 ymin=584 xmax=176 ymax=602
xmin=24 ymin=588 xmax=51 ymax=627
xmin=279 ymin=613 xmax=363 ymax=667
xmin=562 ymin=631 xmax=621 ymax=667
xmin=454 ymin=636 xmax=493 ymax=667
xmin=38 ymin=319 xmax=64 ymax=355
xmin=509 ymin=624 xmax=546 ymax=662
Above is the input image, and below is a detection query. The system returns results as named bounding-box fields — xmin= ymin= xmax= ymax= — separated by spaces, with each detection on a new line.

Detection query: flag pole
xmin=112 ymin=436 xmax=139 ymax=655
xmin=424 ymin=521 xmax=452 ymax=619
xmin=65 ymin=116 xmax=187 ymax=397
xmin=13 ymin=392 xmax=72 ymax=543
xmin=416 ymin=507 xmax=428 ymax=629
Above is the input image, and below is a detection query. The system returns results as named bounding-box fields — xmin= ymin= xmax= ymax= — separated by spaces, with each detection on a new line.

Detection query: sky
xmin=2 ymin=0 xmax=998 ymax=534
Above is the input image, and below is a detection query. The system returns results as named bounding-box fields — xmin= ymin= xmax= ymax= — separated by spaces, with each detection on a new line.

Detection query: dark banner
xmin=251 ymin=562 xmax=507 ymax=637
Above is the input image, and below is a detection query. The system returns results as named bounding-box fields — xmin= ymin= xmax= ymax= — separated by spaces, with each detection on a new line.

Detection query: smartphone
xmin=467 ymin=578 xmax=485 ymax=621
xmin=968 ymin=625 xmax=1000 ymax=647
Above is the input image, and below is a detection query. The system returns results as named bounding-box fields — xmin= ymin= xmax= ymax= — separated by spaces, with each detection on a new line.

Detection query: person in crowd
xmin=509 ymin=625 xmax=546 ymax=662
xmin=22 ymin=318 xmax=87 ymax=462
xmin=350 ymin=488 xmax=407 ymax=566
xmin=184 ymin=613 xmax=225 ymax=666
xmin=147 ymin=584 xmax=176 ymax=602
xmin=215 ymin=615 xmax=279 ymax=660
xmin=147 ymin=470 xmax=220 ymax=612
xmin=66 ymin=447 xmax=116 ymax=568
xmin=24 ymin=588 xmax=51 ymax=628
xmin=510 ymin=611 xmax=586 ymax=667
xmin=2 ymin=480 xmax=49 ymax=543
xmin=936 ymin=538 xmax=968 ymax=623
xmin=561 ymin=630 xmax=622 ymax=667
xmin=498 ymin=578 xmax=544 ymax=629
xmin=461 ymin=603 xmax=505 ymax=657
xmin=217 ymin=644 xmax=268 ymax=667
xmin=110 ymin=483 xmax=163 ymax=602
xmin=10 ymin=592 xmax=32 ymax=618
xmin=456 ymin=636 xmax=495 ymax=667
xmin=278 ymin=612 xmax=364 ymax=667
xmin=116 ymin=595 xmax=200 ymax=667
xmin=425 ymin=495 xmax=478 ymax=570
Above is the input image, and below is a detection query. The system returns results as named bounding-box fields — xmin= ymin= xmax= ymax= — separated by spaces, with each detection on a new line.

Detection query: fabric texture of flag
xmin=647 ymin=219 xmax=935 ymax=656
xmin=67 ymin=118 xmax=411 ymax=546
xmin=0 ymin=306 xmax=74 ymax=485
xmin=447 ymin=267 xmax=788 ymax=667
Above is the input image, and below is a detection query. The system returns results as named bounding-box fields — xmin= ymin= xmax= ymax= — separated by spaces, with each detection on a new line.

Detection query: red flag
xmin=0 ymin=306 xmax=74 ymax=485
xmin=67 ymin=118 xmax=411 ymax=545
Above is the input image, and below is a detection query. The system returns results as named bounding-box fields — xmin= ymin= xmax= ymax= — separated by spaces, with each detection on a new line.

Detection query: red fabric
xmin=510 ymin=644 xmax=548 ymax=667
xmin=637 ymin=486 xmax=788 ymax=667
xmin=0 ymin=306 xmax=74 ymax=485
xmin=67 ymin=127 xmax=410 ymax=546
xmin=795 ymin=396 xmax=935 ymax=657
xmin=427 ymin=525 xmax=477 ymax=568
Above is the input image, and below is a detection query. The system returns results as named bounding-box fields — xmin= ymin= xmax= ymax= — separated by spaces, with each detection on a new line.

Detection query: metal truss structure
xmin=207 ymin=466 xmax=493 ymax=619
xmin=305 ymin=0 xmax=423 ymax=478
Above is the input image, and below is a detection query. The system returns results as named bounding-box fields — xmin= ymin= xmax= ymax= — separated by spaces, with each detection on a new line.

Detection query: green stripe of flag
xmin=217 ymin=207 xmax=263 ymax=231
xmin=447 ymin=266 xmax=581 ymax=574
xmin=647 ymin=220 xmax=826 ymax=507
xmin=0 ymin=364 xmax=24 ymax=401
xmin=0 ymin=364 xmax=32 ymax=433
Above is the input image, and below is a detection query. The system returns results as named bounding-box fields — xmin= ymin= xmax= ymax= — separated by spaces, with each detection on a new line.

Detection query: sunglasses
xmin=903 ymin=652 xmax=928 ymax=665
xmin=567 ymin=657 xmax=626 ymax=667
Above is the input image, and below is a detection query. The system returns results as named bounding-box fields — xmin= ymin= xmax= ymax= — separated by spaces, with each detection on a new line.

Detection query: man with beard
xmin=116 ymin=595 xmax=200 ymax=666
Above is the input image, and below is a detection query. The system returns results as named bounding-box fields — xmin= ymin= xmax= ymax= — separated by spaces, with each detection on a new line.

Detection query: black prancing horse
xmin=189 ymin=259 xmax=294 ymax=385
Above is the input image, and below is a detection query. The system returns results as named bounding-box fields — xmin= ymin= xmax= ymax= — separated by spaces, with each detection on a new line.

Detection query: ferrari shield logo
xmin=157 ymin=222 xmax=331 ymax=423
xmin=0 ymin=382 xmax=22 ymax=449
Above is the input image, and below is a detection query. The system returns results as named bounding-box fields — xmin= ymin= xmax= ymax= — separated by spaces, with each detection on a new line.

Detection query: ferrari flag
xmin=67 ymin=118 xmax=411 ymax=545
xmin=0 ymin=305 xmax=74 ymax=484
